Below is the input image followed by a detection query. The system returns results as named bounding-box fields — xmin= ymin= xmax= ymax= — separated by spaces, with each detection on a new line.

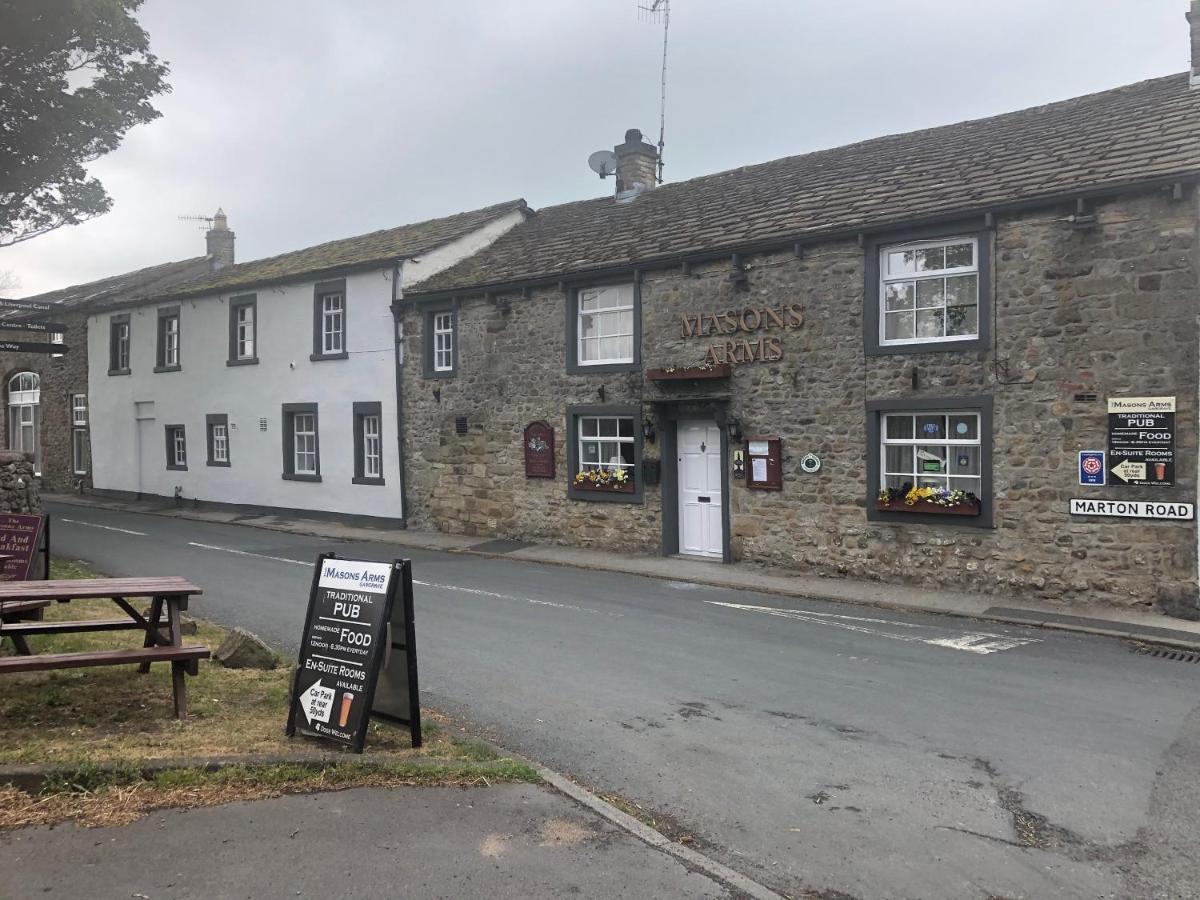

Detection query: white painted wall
xmin=86 ymin=209 xmax=526 ymax=520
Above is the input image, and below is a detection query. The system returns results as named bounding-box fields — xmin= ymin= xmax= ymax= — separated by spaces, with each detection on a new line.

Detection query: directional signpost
xmin=0 ymin=299 xmax=51 ymax=313
xmin=0 ymin=341 xmax=68 ymax=354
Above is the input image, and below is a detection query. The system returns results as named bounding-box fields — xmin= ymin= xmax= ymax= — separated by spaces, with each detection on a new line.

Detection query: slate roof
xmin=3 ymin=257 xmax=211 ymax=318
xmin=412 ymin=73 xmax=1200 ymax=296
xmin=154 ymin=199 xmax=528 ymax=301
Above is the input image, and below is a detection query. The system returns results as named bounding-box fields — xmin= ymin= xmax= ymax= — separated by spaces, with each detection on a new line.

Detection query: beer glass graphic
xmin=1155 ymin=462 xmax=1166 ymax=480
xmin=339 ymin=691 xmax=355 ymax=728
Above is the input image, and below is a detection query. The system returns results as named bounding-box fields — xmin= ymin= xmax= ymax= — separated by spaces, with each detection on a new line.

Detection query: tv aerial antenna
xmin=177 ymin=213 xmax=214 ymax=230
xmin=638 ymin=0 xmax=670 ymax=184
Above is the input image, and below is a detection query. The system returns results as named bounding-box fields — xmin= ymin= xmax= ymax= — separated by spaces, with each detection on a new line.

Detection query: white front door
xmin=678 ymin=420 xmax=724 ymax=559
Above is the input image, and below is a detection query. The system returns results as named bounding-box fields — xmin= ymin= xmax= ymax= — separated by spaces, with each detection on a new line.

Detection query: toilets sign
xmin=287 ymin=555 xmax=399 ymax=753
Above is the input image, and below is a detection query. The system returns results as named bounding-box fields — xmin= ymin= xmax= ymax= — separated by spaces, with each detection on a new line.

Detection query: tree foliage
xmin=0 ymin=0 xmax=169 ymax=246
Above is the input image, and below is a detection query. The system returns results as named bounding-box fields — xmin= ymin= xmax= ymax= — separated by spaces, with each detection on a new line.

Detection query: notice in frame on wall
xmin=1078 ymin=451 xmax=1105 ymax=486
xmin=1107 ymin=397 xmax=1175 ymax=486
xmin=523 ymin=421 xmax=555 ymax=479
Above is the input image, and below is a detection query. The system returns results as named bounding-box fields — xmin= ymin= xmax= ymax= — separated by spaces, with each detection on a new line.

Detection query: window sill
xmin=569 ymin=483 xmax=641 ymax=503
xmin=352 ymin=476 xmax=386 ymax=486
xmin=567 ymin=360 xmax=640 ymax=375
xmin=166 ymin=464 xmax=188 ymax=472
xmin=153 ymin=365 xmax=181 ymax=374
xmin=282 ymin=472 xmax=322 ymax=482
xmin=108 ymin=368 xmax=131 ymax=377
xmin=422 ymin=368 xmax=455 ymax=380
xmin=309 ymin=352 xmax=349 ymax=362
xmin=206 ymin=460 xmax=231 ymax=468
xmin=868 ymin=337 xmax=983 ymax=357
xmin=226 ymin=357 xmax=259 ymax=367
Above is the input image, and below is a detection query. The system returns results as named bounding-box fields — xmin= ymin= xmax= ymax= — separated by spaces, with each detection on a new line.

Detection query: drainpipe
xmin=392 ymin=258 xmax=409 ymax=526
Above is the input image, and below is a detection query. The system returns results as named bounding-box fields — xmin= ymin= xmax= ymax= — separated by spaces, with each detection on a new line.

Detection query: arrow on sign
xmin=301 ymin=679 xmax=335 ymax=725
xmin=1111 ymin=459 xmax=1147 ymax=482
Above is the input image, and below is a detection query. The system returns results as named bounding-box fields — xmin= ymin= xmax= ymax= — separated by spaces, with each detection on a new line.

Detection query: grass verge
xmin=0 ymin=558 xmax=537 ymax=829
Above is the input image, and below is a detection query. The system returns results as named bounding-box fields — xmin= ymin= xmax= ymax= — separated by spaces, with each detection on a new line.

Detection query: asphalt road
xmin=41 ymin=501 xmax=1200 ymax=899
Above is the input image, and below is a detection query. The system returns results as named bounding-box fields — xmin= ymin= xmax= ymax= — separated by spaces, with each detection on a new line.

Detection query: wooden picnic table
xmin=0 ymin=576 xmax=210 ymax=719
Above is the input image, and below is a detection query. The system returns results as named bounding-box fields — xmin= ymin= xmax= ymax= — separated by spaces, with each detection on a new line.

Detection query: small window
xmin=206 ymin=414 xmax=230 ymax=467
xmin=71 ymin=393 xmax=88 ymax=475
xmin=282 ymin=403 xmax=321 ymax=481
xmin=422 ymin=305 xmax=456 ymax=378
xmin=8 ymin=372 xmax=41 ymax=475
xmin=312 ymin=280 xmax=347 ymax=360
xmin=577 ymin=284 xmax=635 ymax=366
xmin=50 ymin=330 xmax=65 ymax=359
xmin=165 ymin=424 xmax=187 ymax=471
xmin=156 ymin=307 xmax=181 ymax=371
xmin=352 ymin=401 xmax=384 ymax=485
xmin=578 ymin=415 xmax=635 ymax=473
xmin=228 ymin=295 xmax=258 ymax=365
xmin=109 ymin=315 xmax=131 ymax=374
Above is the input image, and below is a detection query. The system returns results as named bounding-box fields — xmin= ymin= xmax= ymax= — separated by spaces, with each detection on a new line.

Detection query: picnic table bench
xmin=0 ymin=576 xmax=210 ymax=719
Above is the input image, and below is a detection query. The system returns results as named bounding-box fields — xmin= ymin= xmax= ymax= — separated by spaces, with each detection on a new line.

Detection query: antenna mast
xmin=640 ymin=0 xmax=670 ymax=184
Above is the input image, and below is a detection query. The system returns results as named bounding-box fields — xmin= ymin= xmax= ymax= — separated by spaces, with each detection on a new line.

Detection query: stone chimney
xmin=206 ymin=208 xmax=235 ymax=270
xmin=1189 ymin=1 xmax=1200 ymax=87
xmin=613 ymin=128 xmax=658 ymax=199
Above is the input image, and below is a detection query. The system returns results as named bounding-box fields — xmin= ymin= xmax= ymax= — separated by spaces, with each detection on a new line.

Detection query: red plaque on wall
xmin=523 ymin=422 xmax=555 ymax=479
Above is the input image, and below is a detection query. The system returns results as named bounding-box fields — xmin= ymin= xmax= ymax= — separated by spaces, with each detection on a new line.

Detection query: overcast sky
xmin=2 ymin=0 xmax=1188 ymax=297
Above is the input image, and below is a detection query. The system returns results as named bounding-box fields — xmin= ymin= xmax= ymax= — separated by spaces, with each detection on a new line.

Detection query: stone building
xmin=396 ymin=68 xmax=1200 ymax=617
xmin=0 ymin=219 xmax=220 ymax=491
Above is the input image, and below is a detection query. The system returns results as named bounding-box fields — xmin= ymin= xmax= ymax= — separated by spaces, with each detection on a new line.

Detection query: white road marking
xmin=413 ymin=579 xmax=622 ymax=617
xmin=59 ymin=517 xmax=147 ymax=536
xmin=187 ymin=542 xmax=310 ymax=566
xmin=703 ymin=601 xmax=1039 ymax=655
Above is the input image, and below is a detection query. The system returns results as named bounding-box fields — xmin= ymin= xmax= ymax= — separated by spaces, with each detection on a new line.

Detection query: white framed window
xmin=577 ymin=284 xmax=635 ymax=365
xmin=578 ymin=415 xmax=635 ymax=472
xmin=322 ymin=293 xmax=344 ymax=355
xmin=212 ymin=424 xmax=228 ymax=463
xmin=71 ymin=393 xmax=88 ymax=474
xmin=8 ymin=372 xmax=40 ymax=475
xmin=50 ymin=330 xmax=64 ymax=359
xmin=879 ymin=237 xmax=978 ymax=345
xmin=236 ymin=304 xmax=255 ymax=359
xmin=71 ymin=393 xmax=87 ymax=427
xmin=294 ymin=413 xmax=317 ymax=475
xmin=433 ymin=312 xmax=454 ymax=372
xmin=880 ymin=411 xmax=981 ymax=495
xmin=162 ymin=315 xmax=180 ymax=366
xmin=363 ymin=414 xmax=381 ymax=478
xmin=165 ymin=425 xmax=187 ymax=470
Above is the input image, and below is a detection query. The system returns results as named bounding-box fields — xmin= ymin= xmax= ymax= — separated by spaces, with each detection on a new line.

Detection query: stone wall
xmin=400 ymin=186 xmax=1199 ymax=615
xmin=0 ymin=308 xmax=91 ymax=493
xmin=0 ymin=451 xmax=42 ymax=513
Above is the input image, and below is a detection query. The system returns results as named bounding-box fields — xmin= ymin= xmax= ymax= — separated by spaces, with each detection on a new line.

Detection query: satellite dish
xmin=588 ymin=150 xmax=617 ymax=178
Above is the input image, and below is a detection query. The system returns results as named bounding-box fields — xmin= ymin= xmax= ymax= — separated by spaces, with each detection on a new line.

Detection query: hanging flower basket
xmin=875 ymin=486 xmax=981 ymax=517
xmin=573 ymin=469 xmax=635 ymax=494
xmin=646 ymin=363 xmax=732 ymax=381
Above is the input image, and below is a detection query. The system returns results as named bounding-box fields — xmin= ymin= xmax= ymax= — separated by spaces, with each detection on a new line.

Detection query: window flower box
xmin=646 ymin=363 xmax=731 ymax=381
xmin=874 ymin=497 xmax=980 ymax=516
xmin=573 ymin=469 xmax=635 ymax=494
xmin=875 ymin=486 xmax=981 ymax=516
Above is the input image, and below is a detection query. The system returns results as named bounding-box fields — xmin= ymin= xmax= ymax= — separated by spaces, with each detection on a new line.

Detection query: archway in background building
xmin=8 ymin=371 xmax=41 ymax=475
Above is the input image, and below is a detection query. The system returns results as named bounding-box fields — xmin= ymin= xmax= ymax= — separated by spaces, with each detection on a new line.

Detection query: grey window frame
xmin=352 ymin=401 xmax=385 ymax=485
xmin=108 ymin=313 xmax=131 ymax=375
xmin=155 ymin=306 xmax=181 ymax=372
xmin=281 ymin=402 xmax=321 ymax=481
xmin=164 ymin=424 xmax=187 ymax=471
xmin=566 ymin=403 xmax=644 ymax=504
xmin=422 ymin=301 xmax=457 ymax=378
xmin=227 ymin=294 xmax=259 ymax=366
xmin=71 ymin=392 xmax=88 ymax=475
xmin=206 ymin=413 xmax=231 ymax=467
xmin=310 ymin=279 xmax=348 ymax=361
xmin=565 ymin=279 xmax=642 ymax=374
xmin=864 ymin=221 xmax=993 ymax=357
xmin=865 ymin=395 xmax=993 ymax=528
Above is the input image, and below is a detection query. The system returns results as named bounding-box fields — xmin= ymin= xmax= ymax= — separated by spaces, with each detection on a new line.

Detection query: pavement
xmin=0 ymin=783 xmax=738 ymax=900
xmin=42 ymin=491 xmax=1200 ymax=648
